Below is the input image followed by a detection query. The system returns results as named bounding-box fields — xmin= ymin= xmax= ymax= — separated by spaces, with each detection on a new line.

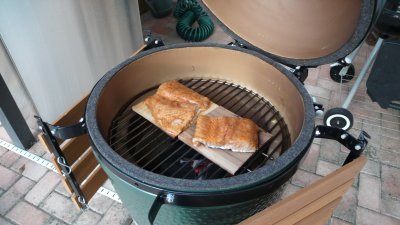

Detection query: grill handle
xmin=148 ymin=192 xmax=166 ymax=225
xmin=314 ymin=125 xmax=370 ymax=165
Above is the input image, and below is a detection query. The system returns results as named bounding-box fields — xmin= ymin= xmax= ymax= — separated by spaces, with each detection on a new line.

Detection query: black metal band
xmin=42 ymin=119 xmax=87 ymax=140
xmin=96 ymin=146 xmax=301 ymax=208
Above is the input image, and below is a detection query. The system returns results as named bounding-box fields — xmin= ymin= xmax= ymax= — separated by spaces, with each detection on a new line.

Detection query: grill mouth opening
xmin=108 ymin=79 xmax=291 ymax=180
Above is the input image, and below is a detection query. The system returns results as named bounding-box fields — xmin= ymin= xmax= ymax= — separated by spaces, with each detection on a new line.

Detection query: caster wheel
xmin=324 ymin=108 xmax=354 ymax=131
xmin=330 ymin=64 xmax=355 ymax=83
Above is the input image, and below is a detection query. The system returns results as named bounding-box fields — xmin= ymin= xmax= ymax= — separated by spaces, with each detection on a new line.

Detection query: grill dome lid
xmin=199 ymin=0 xmax=376 ymax=66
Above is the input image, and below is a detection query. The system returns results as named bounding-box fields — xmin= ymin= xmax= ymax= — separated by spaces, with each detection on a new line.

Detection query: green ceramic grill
xmin=85 ymin=1 xmax=377 ymax=224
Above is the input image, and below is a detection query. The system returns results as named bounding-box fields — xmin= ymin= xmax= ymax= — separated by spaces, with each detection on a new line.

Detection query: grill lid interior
xmin=200 ymin=0 xmax=374 ymax=66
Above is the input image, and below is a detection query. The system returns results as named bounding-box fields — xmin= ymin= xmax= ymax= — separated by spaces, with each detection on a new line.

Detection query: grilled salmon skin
xmin=192 ymin=115 xmax=258 ymax=152
xmin=156 ymin=80 xmax=211 ymax=110
xmin=145 ymin=95 xmax=197 ymax=137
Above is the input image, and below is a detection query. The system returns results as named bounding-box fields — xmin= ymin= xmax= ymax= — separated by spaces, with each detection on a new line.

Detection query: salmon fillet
xmin=156 ymin=80 xmax=211 ymax=110
xmin=145 ymin=95 xmax=197 ymax=137
xmin=192 ymin=116 xmax=258 ymax=152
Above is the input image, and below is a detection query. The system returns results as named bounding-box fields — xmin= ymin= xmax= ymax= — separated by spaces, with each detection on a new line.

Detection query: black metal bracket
xmin=143 ymin=31 xmax=165 ymax=51
xmin=35 ymin=116 xmax=89 ymax=209
xmin=313 ymin=103 xmax=325 ymax=114
xmin=314 ymin=125 xmax=370 ymax=165
xmin=38 ymin=118 xmax=87 ymax=140
xmin=228 ymin=40 xmax=248 ymax=49
xmin=336 ymin=58 xmax=351 ymax=67
xmin=284 ymin=65 xmax=314 ymax=84
xmin=293 ymin=66 xmax=309 ymax=83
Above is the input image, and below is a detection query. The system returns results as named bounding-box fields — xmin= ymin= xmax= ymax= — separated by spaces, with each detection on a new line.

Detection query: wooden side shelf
xmin=38 ymin=95 xmax=107 ymax=209
xmin=239 ymin=156 xmax=367 ymax=225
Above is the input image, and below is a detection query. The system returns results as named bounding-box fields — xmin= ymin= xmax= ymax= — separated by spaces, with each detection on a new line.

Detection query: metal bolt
xmin=155 ymin=40 xmax=159 ymax=45
xmin=51 ymin=130 xmax=56 ymax=135
xmin=166 ymin=193 xmax=174 ymax=203
xmin=355 ymin=145 xmax=361 ymax=150
xmin=315 ymin=110 xmax=323 ymax=117
xmin=315 ymin=130 xmax=321 ymax=136
xmin=79 ymin=117 xmax=84 ymax=122
xmin=341 ymin=134 xmax=347 ymax=139
xmin=262 ymin=153 xmax=269 ymax=158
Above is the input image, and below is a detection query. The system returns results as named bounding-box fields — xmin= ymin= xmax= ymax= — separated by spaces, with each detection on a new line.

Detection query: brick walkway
xmin=0 ymin=11 xmax=399 ymax=225
xmin=0 ymin=139 xmax=132 ymax=225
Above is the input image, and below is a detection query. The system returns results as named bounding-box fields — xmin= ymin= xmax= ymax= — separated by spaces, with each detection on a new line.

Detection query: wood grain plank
xmin=50 ymin=157 xmax=63 ymax=175
xmin=60 ymin=178 xmax=74 ymax=195
xmin=53 ymin=95 xmax=88 ymax=127
xmin=80 ymin=165 xmax=108 ymax=201
xmin=130 ymin=44 xmax=147 ymax=57
xmin=70 ymin=147 xmax=98 ymax=184
xmin=275 ymin=180 xmax=352 ymax=225
xmin=294 ymin=198 xmax=342 ymax=225
xmin=132 ymin=101 xmax=271 ymax=174
xmin=71 ymin=194 xmax=83 ymax=209
xmin=59 ymin=135 xmax=90 ymax=164
xmin=38 ymin=133 xmax=55 ymax=154
xmin=239 ymin=156 xmax=366 ymax=225
xmin=38 ymin=94 xmax=88 ymax=155
xmin=71 ymin=165 xmax=108 ymax=209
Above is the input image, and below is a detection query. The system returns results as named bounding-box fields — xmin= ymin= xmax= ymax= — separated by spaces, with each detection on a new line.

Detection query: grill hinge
xmin=143 ymin=31 xmax=165 ymax=51
xmin=282 ymin=65 xmax=316 ymax=84
xmin=228 ymin=40 xmax=248 ymax=49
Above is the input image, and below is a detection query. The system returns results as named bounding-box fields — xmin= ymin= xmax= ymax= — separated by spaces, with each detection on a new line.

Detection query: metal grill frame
xmin=108 ymin=79 xmax=291 ymax=179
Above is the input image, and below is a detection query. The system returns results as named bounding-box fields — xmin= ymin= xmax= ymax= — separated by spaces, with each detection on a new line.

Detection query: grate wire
xmin=108 ymin=79 xmax=291 ymax=179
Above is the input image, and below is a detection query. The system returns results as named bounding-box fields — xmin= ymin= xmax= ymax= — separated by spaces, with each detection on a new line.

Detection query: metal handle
xmin=314 ymin=125 xmax=370 ymax=165
xmin=148 ymin=192 xmax=167 ymax=225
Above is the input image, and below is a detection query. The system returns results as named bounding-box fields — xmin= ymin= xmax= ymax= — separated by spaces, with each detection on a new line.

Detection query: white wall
xmin=0 ymin=0 xmax=143 ymax=122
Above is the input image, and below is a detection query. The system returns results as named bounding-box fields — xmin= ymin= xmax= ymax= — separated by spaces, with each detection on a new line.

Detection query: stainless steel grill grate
xmin=108 ymin=79 xmax=291 ymax=179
